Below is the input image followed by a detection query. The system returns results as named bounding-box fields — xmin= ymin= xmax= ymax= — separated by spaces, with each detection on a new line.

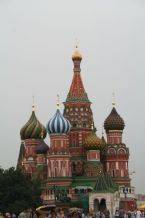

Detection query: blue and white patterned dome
xmin=47 ymin=109 xmax=71 ymax=134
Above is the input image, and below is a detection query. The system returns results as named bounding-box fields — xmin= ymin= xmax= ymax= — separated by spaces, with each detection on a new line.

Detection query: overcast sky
xmin=0 ymin=0 xmax=145 ymax=194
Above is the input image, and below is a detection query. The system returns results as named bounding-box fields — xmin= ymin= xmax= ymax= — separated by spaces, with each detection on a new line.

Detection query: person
xmin=5 ymin=213 xmax=11 ymax=218
xmin=104 ymin=210 xmax=110 ymax=218
xmin=119 ymin=209 xmax=125 ymax=218
xmin=18 ymin=211 xmax=26 ymax=218
xmin=115 ymin=210 xmax=119 ymax=218
xmin=131 ymin=211 xmax=136 ymax=218
xmin=100 ymin=212 xmax=105 ymax=218
xmin=12 ymin=214 xmax=16 ymax=218
xmin=95 ymin=211 xmax=100 ymax=218
xmin=0 ymin=212 xmax=4 ymax=218
xmin=81 ymin=213 xmax=85 ymax=218
xmin=136 ymin=210 xmax=141 ymax=218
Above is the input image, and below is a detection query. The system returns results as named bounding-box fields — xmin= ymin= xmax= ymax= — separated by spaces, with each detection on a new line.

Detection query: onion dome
xmin=36 ymin=139 xmax=49 ymax=154
xmin=84 ymin=128 xmax=103 ymax=150
xmin=20 ymin=105 xmax=47 ymax=140
xmin=104 ymin=107 xmax=125 ymax=132
xmin=72 ymin=46 xmax=82 ymax=61
xmin=47 ymin=109 xmax=71 ymax=134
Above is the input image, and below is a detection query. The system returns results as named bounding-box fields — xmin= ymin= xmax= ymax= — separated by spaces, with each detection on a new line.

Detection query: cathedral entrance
xmin=99 ymin=198 xmax=107 ymax=212
xmin=94 ymin=199 xmax=99 ymax=212
xmin=93 ymin=198 xmax=107 ymax=213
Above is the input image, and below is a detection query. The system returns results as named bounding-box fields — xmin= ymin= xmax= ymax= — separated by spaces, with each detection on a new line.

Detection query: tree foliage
xmin=0 ymin=167 xmax=42 ymax=215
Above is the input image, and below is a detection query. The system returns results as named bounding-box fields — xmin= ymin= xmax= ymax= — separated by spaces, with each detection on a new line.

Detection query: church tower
xmin=63 ymin=47 xmax=94 ymax=176
xmin=46 ymin=99 xmax=72 ymax=186
xmin=18 ymin=102 xmax=47 ymax=176
xmin=83 ymin=126 xmax=104 ymax=177
xmin=102 ymin=102 xmax=130 ymax=185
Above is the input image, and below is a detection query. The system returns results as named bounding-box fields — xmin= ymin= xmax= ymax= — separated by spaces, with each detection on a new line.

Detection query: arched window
xmin=118 ymin=149 xmax=126 ymax=154
xmin=109 ymin=148 xmax=116 ymax=155
xmin=73 ymin=123 xmax=77 ymax=127
xmin=72 ymin=162 xmax=76 ymax=171
xmin=112 ymin=169 xmax=115 ymax=177
xmin=83 ymin=122 xmax=86 ymax=127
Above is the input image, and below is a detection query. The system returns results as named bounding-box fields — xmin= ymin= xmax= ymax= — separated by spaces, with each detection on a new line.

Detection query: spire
xmin=56 ymin=94 xmax=60 ymax=110
xmin=102 ymin=125 xmax=104 ymax=137
xmin=66 ymin=47 xmax=89 ymax=102
xmin=112 ymin=92 xmax=116 ymax=108
xmin=32 ymin=96 xmax=35 ymax=112
xmin=101 ymin=125 xmax=106 ymax=145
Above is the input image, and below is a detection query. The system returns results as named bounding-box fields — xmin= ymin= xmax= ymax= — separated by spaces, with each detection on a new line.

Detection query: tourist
xmin=0 ymin=212 xmax=4 ymax=218
xmin=136 ymin=210 xmax=142 ymax=218
xmin=12 ymin=214 xmax=16 ymax=218
xmin=18 ymin=210 xmax=26 ymax=218
xmin=5 ymin=213 xmax=11 ymax=218
xmin=119 ymin=209 xmax=125 ymax=218
xmin=95 ymin=211 xmax=100 ymax=218
xmin=115 ymin=210 xmax=119 ymax=218
xmin=100 ymin=212 xmax=105 ymax=218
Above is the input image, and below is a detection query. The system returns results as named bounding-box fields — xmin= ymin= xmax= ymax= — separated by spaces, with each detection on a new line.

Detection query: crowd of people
xmin=0 ymin=209 xmax=36 ymax=218
xmin=114 ymin=209 xmax=145 ymax=218
xmin=0 ymin=208 xmax=145 ymax=218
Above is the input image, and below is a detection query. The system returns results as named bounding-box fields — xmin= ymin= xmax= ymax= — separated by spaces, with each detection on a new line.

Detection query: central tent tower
xmin=63 ymin=47 xmax=94 ymax=176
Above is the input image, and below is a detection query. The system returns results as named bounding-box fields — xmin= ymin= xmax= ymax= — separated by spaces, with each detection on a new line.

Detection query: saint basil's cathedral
xmin=17 ymin=48 xmax=136 ymax=216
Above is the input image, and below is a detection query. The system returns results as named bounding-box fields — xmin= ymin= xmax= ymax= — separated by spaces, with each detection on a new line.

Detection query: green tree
xmin=0 ymin=167 xmax=42 ymax=215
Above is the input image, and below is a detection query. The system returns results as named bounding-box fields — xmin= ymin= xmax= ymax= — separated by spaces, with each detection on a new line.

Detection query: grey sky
xmin=0 ymin=0 xmax=145 ymax=194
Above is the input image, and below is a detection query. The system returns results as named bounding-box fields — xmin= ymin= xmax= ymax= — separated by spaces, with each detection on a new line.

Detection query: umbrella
xmin=138 ymin=204 xmax=145 ymax=210
xmin=36 ymin=205 xmax=56 ymax=214
xmin=68 ymin=208 xmax=82 ymax=213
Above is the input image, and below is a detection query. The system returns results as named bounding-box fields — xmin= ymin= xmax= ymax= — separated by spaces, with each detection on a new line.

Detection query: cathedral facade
xmin=18 ymin=48 xmax=136 ymax=216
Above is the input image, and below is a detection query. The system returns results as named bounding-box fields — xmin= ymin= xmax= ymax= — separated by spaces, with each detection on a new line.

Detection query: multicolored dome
xmin=104 ymin=107 xmax=125 ymax=132
xmin=36 ymin=139 xmax=49 ymax=154
xmin=47 ymin=109 xmax=71 ymax=134
xmin=20 ymin=111 xmax=47 ymax=140
xmin=84 ymin=129 xmax=103 ymax=150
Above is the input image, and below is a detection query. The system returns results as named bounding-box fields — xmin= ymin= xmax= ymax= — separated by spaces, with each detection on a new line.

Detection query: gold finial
xmin=32 ymin=96 xmax=35 ymax=111
xmin=72 ymin=40 xmax=82 ymax=60
xmin=112 ymin=92 xmax=116 ymax=107
xmin=75 ymin=38 xmax=78 ymax=49
xmin=57 ymin=94 xmax=60 ymax=109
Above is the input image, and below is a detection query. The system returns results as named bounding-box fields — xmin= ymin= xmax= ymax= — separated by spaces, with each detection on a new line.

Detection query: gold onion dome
xmin=72 ymin=46 xmax=82 ymax=61
xmin=84 ymin=128 xmax=103 ymax=150
xmin=20 ymin=108 xmax=47 ymax=140
xmin=104 ymin=107 xmax=125 ymax=132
